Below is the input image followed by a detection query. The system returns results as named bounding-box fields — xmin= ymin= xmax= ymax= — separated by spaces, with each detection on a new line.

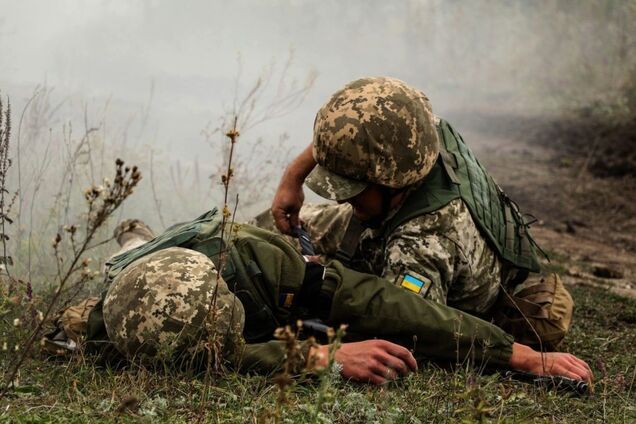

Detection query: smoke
xmin=2 ymin=1 xmax=634 ymax=148
xmin=1 ymin=0 xmax=634 ymax=279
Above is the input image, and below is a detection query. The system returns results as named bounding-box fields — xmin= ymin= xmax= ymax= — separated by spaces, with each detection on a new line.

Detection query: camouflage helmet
xmin=103 ymin=247 xmax=245 ymax=361
xmin=305 ymin=77 xmax=439 ymax=201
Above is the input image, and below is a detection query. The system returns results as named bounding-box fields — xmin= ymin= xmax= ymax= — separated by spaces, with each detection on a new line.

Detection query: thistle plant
xmin=0 ymin=95 xmax=18 ymax=280
xmin=197 ymin=115 xmax=241 ymax=421
xmin=311 ymin=324 xmax=347 ymax=423
xmin=0 ymin=158 xmax=141 ymax=396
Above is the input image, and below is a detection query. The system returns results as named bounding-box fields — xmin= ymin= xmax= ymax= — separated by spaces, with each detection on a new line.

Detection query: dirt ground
xmin=462 ymin=115 xmax=636 ymax=299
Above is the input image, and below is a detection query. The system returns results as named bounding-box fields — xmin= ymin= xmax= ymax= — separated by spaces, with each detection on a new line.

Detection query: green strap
xmin=106 ymin=208 xmax=220 ymax=282
xmin=439 ymin=150 xmax=460 ymax=184
xmin=503 ymin=202 xmax=516 ymax=255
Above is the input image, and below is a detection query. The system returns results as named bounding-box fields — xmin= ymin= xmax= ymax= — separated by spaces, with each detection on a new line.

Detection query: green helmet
xmin=103 ymin=247 xmax=245 ymax=362
xmin=305 ymin=77 xmax=439 ymax=201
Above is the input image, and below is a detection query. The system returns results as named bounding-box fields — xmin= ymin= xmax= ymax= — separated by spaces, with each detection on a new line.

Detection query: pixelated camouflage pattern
xmin=295 ymin=199 xmax=502 ymax=314
xmin=378 ymin=199 xmax=502 ymax=314
xmin=304 ymin=164 xmax=368 ymax=202
xmin=103 ymin=247 xmax=245 ymax=359
xmin=306 ymin=77 xmax=439 ymax=200
xmin=249 ymin=204 xmax=352 ymax=262
xmin=298 ymin=203 xmax=352 ymax=252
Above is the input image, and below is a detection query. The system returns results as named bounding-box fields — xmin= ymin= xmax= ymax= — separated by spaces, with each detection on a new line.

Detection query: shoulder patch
xmin=400 ymin=271 xmax=432 ymax=297
xmin=278 ymin=292 xmax=295 ymax=308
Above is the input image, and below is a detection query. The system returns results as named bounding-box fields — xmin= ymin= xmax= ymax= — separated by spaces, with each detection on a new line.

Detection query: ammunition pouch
xmin=492 ymin=273 xmax=573 ymax=351
xmin=219 ymin=247 xmax=280 ymax=343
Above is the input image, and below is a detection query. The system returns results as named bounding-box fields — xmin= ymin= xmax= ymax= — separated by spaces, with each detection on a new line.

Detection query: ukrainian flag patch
xmin=400 ymin=272 xmax=432 ymax=296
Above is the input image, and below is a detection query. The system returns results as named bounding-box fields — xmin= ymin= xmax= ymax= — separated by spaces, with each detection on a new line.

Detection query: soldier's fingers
xmin=565 ymin=356 xmax=593 ymax=382
xmin=272 ymin=209 xmax=292 ymax=234
xmin=554 ymin=364 xmax=586 ymax=382
xmin=568 ymin=362 xmax=593 ymax=382
xmin=366 ymin=373 xmax=386 ymax=385
xmin=548 ymin=356 xmax=589 ymax=382
xmin=375 ymin=351 xmax=409 ymax=376
xmin=386 ymin=358 xmax=410 ymax=377
xmin=381 ymin=341 xmax=418 ymax=372
xmin=571 ymin=356 xmax=593 ymax=381
xmin=555 ymin=354 xmax=592 ymax=382
xmin=352 ymin=359 xmax=387 ymax=385
xmin=369 ymin=361 xmax=398 ymax=382
xmin=289 ymin=212 xmax=300 ymax=230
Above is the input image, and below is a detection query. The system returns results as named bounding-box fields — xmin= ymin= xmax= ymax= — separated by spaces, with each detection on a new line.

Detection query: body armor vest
xmin=385 ymin=119 xmax=541 ymax=273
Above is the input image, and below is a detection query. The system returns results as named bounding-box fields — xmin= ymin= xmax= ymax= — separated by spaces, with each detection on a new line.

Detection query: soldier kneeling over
xmin=51 ymin=210 xmax=592 ymax=386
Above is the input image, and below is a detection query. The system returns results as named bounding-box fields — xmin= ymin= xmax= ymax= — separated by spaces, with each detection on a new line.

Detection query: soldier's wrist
xmin=286 ymin=145 xmax=316 ymax=182
xmin=509 ymin=342 xmax=536 ymax=371
xmin=307 ymin=344 xmax=330 ymax=370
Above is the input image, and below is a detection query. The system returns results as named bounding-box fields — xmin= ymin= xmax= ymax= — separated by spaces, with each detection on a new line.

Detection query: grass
xmin=0 ymin=285 xmax=634 ymax=423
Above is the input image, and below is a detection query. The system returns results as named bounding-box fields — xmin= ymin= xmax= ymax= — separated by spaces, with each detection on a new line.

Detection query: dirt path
xmin=532 ymin=226 xmax=636 ymax=298
xmin=463 ymin=126 xmax=636 ymax=298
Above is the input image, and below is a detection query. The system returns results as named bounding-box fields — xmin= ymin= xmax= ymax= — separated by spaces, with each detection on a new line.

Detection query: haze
xmin=1 ymin=0 xmax=632 ymax=278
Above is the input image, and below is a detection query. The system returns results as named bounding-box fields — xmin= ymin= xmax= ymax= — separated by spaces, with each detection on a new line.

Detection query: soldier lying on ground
xmin=56 ymin=211 xmax=593 ymax=386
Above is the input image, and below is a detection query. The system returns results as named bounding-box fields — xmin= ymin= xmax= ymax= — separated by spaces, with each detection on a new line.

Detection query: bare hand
xmin=272 ymin=145 xmax=316 ymax=235
xmin=510 ymin=342 xmax=593 ymax=382
xmin=310 ymin=340 xmax=418 ymax=385
xmin=272 ymin=177 xmax=305 ymax=235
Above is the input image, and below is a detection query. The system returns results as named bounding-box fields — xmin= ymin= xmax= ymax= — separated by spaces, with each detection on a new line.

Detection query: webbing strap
xmin=334 ymin=215 xmax=365 ymax=266
xmin=439 ymin=150 xmax=460 ymax=184
xmin=516 ymin=280 xmax=557 ymax=298
xmin=503 ymin=202 xmax=516 ymax=254
xmin=502 ymin=295 xmax=550 ymax=319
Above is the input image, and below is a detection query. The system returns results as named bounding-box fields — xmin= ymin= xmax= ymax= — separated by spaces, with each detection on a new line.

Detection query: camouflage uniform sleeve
xmin=324 ymin=260 xmax=514 ymax=367
xmin=298 ymin=203 xmax=352 ymax=256
xmin=381 ymin=199 xmax=502 ymax=314
xmin=381 ymin=202 xmax=463 ymax=305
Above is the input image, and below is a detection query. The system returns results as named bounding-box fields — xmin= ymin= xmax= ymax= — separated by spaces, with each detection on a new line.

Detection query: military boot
xmin=114 ymin=219 xmax=155 ymax=247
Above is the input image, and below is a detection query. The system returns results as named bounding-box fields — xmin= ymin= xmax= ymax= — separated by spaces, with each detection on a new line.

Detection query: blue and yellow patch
xmin=400 ymin=272 xmax=432 ymax=297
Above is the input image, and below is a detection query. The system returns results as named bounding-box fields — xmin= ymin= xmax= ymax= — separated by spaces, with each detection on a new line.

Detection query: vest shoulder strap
xmin=385 ymin=119 xmax=542 ymax=273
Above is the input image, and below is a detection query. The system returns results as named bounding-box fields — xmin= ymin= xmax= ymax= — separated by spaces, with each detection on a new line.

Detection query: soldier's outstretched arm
xmin=320 ymin=260 xmax=593 ymax=383
xmin=303 ymin=340 xmax=592 ymax=386
xmin=509 ymin=343 xmax=592 ymax=382
xmin=272 ymin=144 xmax=315 ymax=235
xmin=309 ymin=339 xmax=418 ymax=384
xmin=228 ymin=337 xmax=418 ymax=385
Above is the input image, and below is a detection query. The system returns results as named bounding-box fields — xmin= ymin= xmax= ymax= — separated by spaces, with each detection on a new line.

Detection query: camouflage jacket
xmin=297 ymin=197 xmax=504 ymax=316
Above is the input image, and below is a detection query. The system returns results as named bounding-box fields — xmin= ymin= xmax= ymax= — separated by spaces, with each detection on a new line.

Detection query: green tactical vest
xmin=90 ymin=209 xmax=306 ymax=345
xmin=386 ymin=119 xmax=542 ymax=273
